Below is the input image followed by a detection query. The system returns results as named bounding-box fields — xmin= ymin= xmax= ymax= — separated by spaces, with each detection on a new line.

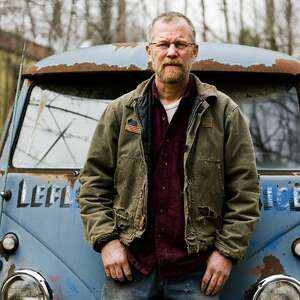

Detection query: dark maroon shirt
xmin=128 ymin=77 xmax=210 ymax=278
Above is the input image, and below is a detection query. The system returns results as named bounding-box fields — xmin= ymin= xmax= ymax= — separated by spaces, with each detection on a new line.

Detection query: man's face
xmin=146 ymin=18 xmax=198 ymax=84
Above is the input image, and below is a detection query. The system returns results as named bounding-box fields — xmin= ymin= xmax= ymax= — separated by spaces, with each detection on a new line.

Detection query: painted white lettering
xmin=293 ymin=187 xmax=300 ymax=209
xmin=276 ymin=187 xmax=289 ymax=210
xmin=17 ymin=180 xmax=29 ymax=207
xmin=266 ymin=186 xmax=273 ymax=209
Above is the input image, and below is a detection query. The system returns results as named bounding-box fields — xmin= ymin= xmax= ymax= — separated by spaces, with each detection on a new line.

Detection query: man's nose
xmin=166 ymin=44 xmax=178 ymax=57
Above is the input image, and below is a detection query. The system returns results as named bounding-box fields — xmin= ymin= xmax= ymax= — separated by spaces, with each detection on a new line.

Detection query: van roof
xmin=25 ymin=42 xmax=300 ymax=76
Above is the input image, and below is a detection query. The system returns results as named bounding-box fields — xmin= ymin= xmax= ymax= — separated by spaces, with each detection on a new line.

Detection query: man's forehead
xmin=151 ymin=18 xmax=193 ymax=40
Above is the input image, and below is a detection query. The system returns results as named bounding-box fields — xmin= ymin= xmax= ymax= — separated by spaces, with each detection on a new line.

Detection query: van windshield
xmin=13 ymin=82 xmax=111 ymax=169
xmin=12 ymin=79 xmax=300 ymax=170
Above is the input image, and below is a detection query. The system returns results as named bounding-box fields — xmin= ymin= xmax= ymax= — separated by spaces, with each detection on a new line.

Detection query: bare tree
xmin=48 ymin=0 xmax=63 ymax=46
xmin=265 ymin=0 xmax=278 ymax=50
xmin=221 ymin=0 xmax=232 ymax=43
xmin=64 ymin=0 xmax=76 ymax=50
xmin=116 ymin=0 xmax=126 ymax=42
xmin=200 ymin=0 xmax=207 ymax=41
xmin=99 ymin=0 xmax=113 ymax=43
xmin=252 ymin=0 xmax=258 ymax=36
xmin=239 ymin=0 xmax=244 ymax=32
xmin=139 ymin=0 xmax=149 ymax=41
xmin=238 ymin=0 xmax=260 ymax=46
xmin=84 ymin=0 xmax=93 ymax=41
xmin=25 ymin=0 xmax=37 ymax=38
xmin=285 ymin=0 xmax=293 ymax=55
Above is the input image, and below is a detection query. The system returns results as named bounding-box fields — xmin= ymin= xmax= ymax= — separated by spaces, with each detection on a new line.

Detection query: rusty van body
xmin=0 ymin=42 xmax=300 ymax=299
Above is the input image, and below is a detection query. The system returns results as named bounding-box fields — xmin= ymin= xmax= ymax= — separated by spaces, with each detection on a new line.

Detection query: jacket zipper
xmin=184 ymin=95 xmax=210 ymax=245
xmin=133 ymin=102 xmax=148 ymax=238
xmin=187 ymin=95 xmax=207 ymax=130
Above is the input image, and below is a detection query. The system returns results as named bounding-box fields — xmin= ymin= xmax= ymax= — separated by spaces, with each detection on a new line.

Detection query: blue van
xmin=0 ymin=42 xmax=300 ymax=299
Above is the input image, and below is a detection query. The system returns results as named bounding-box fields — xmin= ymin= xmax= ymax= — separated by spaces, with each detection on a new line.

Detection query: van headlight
xmin=253 ymin=274 xmax=300 ymax=300
xmin=1 ymin=269 xmax=52 ymax=300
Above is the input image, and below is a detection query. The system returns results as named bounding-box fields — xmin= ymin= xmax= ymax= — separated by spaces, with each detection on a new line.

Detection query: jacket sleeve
xmin=214 ymin=105 xmax=260 ymax=262
xmin=78 ymin=103 xmax=120 ymax=252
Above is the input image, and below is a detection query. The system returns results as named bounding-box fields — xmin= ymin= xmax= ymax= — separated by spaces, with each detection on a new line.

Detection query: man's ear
xmin=146 ymin=45 xmax=152 ymax=61
xmin=193 ymin=44 xmax=199 ymax=60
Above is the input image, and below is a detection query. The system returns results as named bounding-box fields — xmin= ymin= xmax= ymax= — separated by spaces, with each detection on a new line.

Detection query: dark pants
xmin=101 ymin=268 xmax=220 ymax=300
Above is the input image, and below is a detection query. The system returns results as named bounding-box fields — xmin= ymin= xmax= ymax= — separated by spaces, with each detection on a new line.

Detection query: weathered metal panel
xmin=24 ymin=42 xmax=300 ymax=76
xmin=0 ymin=173 xmax=103 ymax=299
xmin=221 ymin=175 xmax=300 ymax=300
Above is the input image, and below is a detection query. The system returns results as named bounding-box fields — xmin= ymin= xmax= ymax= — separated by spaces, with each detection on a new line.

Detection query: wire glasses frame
xmin=149 ymin=41 xmax=195 ymax=51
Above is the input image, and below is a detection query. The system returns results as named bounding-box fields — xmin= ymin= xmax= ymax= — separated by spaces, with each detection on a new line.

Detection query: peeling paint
xmin=193 ymin=58 xmax=300 ymax=75
xmin=49 ymin=274 xmax=61 ymax=282
xmin=25 ymin=58 xmax=300 ymax=76
xmin=26 ymin=62 xmax=144 ymax=76
xmin=113 ymin=42 xmax=139 ymax=49
xmin=250 ymin=255 xmax=285 ymax=278
xmin=7 ymin=264 xmax=15 ymax=276
xmin=23 ymin=42 xmax=300 ymax=77
xmin=9 ymin=169 xmax=79 ymax=188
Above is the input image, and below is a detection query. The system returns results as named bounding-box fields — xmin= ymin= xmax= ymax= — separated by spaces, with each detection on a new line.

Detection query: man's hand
xmin=101 ymin=239 xmax=133 ymax=282
xmin=201 ymin=250 xmax=232 ymax=296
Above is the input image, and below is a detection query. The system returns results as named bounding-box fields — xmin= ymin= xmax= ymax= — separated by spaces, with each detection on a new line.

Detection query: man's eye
xmin=157 ymin=43 xmax=169 ymax=48
xmin=175 ymin=42 xmax=188 ymax=49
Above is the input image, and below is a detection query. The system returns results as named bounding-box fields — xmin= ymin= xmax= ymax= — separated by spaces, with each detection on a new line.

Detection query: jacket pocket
xmin=189 ymin=159 xmax=224 ymax=214
xmin=114 ymin=155 xmax=145 ymax=205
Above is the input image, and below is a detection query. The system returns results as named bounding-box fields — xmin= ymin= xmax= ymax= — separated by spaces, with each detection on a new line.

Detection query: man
xmin=78 ymin=11 xmax=260 ymax=299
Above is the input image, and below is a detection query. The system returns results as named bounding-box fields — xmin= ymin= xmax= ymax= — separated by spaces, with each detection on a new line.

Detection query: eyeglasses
xmin=149 ymin=41 xmax=195 ymax=51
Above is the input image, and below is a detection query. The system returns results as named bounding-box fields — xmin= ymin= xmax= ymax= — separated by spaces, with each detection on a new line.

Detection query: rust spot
xmin=49 ymin=274 xmax=60 ymax=281
xmin=113 ymin=42 xmax=139 ymax=49
xmin=250 ymin=255 xmax=284 ymax=278
xmin=64 ymin=173 xmax=78 ymax=188
xmin=7 ymin=264 xmax=15 ymax=276
xmin=192 ymin=58 xmax=300 ymax=75
xmin=25 ymin=62 xmax=145 ymax=76
xmin=5 ymin=168 xmax=79 ymax=189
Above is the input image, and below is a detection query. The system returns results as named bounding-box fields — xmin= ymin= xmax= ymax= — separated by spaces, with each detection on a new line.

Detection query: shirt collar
xmin=151 ymin=75 xmax=196 ymax=105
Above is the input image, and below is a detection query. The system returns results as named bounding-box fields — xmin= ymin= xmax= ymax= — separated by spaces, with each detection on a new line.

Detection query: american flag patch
xmin=125 ymin=118 xmax=142 ymax=134
xmin=201 ymin=117 xmax=213 ymax=128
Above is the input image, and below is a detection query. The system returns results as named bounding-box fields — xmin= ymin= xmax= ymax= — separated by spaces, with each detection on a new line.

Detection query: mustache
xmin=162 ymin=60 xmax=183 ymax=67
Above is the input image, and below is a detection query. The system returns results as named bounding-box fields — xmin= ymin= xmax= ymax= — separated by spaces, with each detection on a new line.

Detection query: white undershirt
xmin=162 ymin=98 xmax=182 ymax=123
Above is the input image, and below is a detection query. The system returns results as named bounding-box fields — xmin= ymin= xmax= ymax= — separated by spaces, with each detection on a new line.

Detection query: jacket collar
xmin=125 ymin=73 xmax=218 ymax=108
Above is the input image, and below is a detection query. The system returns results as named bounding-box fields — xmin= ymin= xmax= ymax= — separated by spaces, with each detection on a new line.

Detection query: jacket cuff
xmin=93 ymin=233 xmax=119 ymax=253
xmin=218 ymin=250 xmax=238 ymax=265
xmin=214 ymin=241 xmax=243 ymax=264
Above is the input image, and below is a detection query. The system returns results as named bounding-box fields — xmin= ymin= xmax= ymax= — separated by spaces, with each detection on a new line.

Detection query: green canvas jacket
xmin=78 ymin=74 xmax=260 ymax=262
